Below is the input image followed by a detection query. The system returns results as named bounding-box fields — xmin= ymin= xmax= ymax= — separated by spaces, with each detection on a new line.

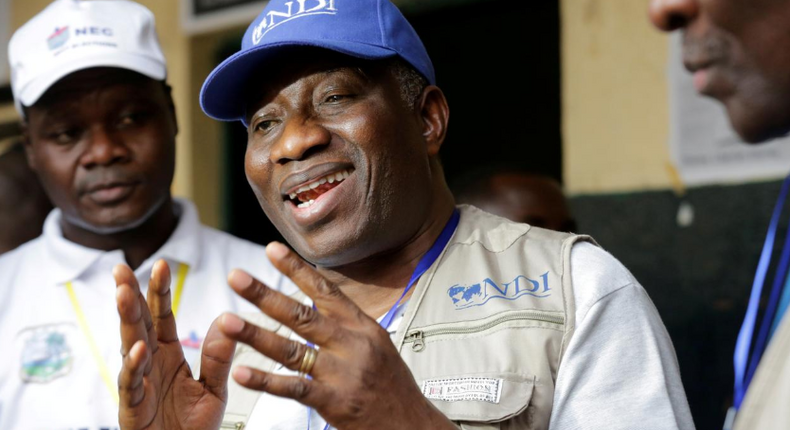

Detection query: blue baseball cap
xmin=199 ymin=0 xmax=435 ymax=124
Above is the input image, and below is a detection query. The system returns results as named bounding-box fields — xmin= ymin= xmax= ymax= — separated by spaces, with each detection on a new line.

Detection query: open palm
xmin=114 ymin=261 xmax=235 ymax=430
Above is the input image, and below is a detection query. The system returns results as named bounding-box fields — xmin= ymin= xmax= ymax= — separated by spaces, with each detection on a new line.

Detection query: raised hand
xmin=217 ymin=242 xmax=456 ymax=430
xmin=114 ymin=260 xmax=236 ymax=430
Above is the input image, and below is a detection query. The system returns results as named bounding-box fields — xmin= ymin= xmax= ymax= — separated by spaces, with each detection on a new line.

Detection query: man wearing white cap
xmin=0 ymin=1 xmax=291 ymax=429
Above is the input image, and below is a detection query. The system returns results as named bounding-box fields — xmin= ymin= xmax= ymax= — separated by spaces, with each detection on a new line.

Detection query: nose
xmin=269 ymin=116 xmax=332 ymax=164
xmin=80 ymin=127 xmax=130 ymax=168
xmin=649 ymin=0 xmax=699 ymax=32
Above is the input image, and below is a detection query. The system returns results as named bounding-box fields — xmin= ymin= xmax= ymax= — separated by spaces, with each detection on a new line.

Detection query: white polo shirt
xmin=0 ymin=199 xmax=294 ymax=430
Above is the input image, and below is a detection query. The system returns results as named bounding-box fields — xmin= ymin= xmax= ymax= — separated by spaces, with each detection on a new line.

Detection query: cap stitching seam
xmin=377 ymin=0 xmax=386 ymax=47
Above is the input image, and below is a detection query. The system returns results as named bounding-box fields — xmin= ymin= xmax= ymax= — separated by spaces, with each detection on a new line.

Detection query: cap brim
xmin=200 ymin=39 xmax=397 ymax=125
xmin=18 ymin=53 xmax=167 ymax=109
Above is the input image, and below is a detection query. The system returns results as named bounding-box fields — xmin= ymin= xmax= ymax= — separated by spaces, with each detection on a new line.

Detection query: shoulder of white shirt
xmin=568 ymin=241 xmax=643 ymax=321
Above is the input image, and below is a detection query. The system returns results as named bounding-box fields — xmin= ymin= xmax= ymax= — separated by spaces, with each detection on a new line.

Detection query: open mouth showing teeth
xmin=287 ymin=169 xmax=353 ymax=209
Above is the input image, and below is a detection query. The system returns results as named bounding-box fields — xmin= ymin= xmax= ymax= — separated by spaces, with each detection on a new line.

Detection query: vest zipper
xmin=220 ymin=421 xmax=245 ymax=429
xmin=403 ymin=309 xmax=565 ymax=352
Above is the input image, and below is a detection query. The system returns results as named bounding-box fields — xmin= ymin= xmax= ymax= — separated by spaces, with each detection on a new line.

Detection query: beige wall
xmin=189 ymin=28 xmax=246 ymax=230
xmin=561 ymin=0 xmax=673 ymax=194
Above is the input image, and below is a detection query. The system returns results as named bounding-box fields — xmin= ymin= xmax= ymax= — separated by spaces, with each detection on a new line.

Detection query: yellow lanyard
xmin=65 ymin=262 xmax=189 ymax=405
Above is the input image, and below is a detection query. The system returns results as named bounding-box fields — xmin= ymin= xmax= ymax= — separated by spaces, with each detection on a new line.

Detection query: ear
xmin=163 ymin=83 xmax=179 ymax=136
xmin=20 ymin=119 xmax=38 ymax=172
xmin=417 ymin=85 xmax=450 ymax=156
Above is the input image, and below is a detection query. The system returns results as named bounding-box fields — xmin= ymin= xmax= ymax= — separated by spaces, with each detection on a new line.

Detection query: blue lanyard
xmin=770 ymin=274 xmax=790 ymax=336
xmin=747 ymin=209 xmax=790 ymax=382
xmin=732 ymin=174 xmax=790 ymax=414
xmin=307 ymin=209 xmax=461 ymax=430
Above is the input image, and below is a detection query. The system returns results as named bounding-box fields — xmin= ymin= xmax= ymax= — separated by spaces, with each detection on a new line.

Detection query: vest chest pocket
xmin=419 ymin=372 xmax=536 ymax=429
xmin=400 ymin=309 xmax=565 ymax=430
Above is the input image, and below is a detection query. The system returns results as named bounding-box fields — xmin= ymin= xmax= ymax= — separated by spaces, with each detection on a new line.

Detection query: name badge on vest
xmin=422 ymin=377 xmax=504 ymax=404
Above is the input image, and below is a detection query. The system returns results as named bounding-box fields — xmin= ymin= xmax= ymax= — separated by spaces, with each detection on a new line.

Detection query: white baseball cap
xmin=8 ymin=0 xmax=167 ymax=116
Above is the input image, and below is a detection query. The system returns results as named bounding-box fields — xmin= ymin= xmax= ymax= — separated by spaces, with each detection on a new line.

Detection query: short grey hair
xmin=388 ymin=58 xmax=429 ymax=110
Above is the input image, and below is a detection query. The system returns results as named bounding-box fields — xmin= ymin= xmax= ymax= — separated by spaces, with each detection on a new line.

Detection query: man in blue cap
xmin=115 ymin=1 xmax=694 ymax=429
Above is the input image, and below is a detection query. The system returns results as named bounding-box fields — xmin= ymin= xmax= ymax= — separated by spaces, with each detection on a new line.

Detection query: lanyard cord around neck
xmin=65 ymin=262 xmax=190 ymax=405
xmin=727 ymin=174 xmax=790 ymax=430
xmin=306 ymin=209 xmax=461 ymax=430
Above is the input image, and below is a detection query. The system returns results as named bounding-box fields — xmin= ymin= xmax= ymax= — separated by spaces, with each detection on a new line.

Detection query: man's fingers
xmin=265 ymin=242 xmax=358 ymax=315
xmin=198 ymin=317 xmax=238 ymax=400
xmin=113 ymin=262 xmax=140 ymax=292
xmin=147 ymin=259 xmax=179 ymax=343
xmin=118 ymin=340 xmax=149 ymax=407
xmin=115 ymin=265 xmax=151 ymax=362
xmin=138 ymin=292 xmax=156 ymax=374
xmin=218 ymin=313 xmax=334 ymax=376
xmin=232 ymin=366 xmax=331 ymax=410
xmin=227 ymin=270 xmax=338 ymax=346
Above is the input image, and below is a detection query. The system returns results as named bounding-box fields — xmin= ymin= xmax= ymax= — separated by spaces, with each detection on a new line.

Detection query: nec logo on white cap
xmin=9 ymin=0 xmax=167 ymax=115
xmin=47 ymin=25 xmax=114 ymax=52
xmin=252 ymin=0 xmax=337 ymax=45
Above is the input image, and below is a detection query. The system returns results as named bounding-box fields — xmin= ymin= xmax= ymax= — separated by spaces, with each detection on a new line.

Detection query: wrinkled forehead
xmin=39 ymin=67 xmax=158 ymax=102
xmin=29 ymin=67 xmax=165 ymax=118
xmin=243 ymin=48 xmax=386 ymax=117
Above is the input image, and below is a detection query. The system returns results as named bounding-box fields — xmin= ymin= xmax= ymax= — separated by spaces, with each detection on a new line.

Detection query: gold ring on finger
xmin=298 ymin=346 xmax=318 ymax=378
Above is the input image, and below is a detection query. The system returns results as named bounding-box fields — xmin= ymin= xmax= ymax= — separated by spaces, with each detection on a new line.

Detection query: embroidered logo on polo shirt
xmin=422 ymin=377 xmax=503 ymax=404
xmin=179 ymin=330 xmax=203 ymax=349
xmin=180 ymin=330 xmax=204 ymax=369
xmin=19 ymin=324 xmax=74 ymax=383
xmin=448 ymin=272 xmax=551 ymax=310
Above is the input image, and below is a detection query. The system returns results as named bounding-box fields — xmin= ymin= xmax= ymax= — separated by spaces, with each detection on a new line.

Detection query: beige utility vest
xmin=733 ymin=310 xmax=790 ymax=430
xmin=220 ymin=206 xmax=591 ymax=429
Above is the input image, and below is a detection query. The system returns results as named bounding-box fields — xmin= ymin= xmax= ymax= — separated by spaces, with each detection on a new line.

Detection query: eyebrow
xmin=321 ymin=67 xmax=343 ymax=76
xmin=33 ymin=101 xmax=83 ymax=123
xmin=244 ymin=65 xmax=374 ymax=123
xmin=320 ymin=66 xmax=371 ymax=81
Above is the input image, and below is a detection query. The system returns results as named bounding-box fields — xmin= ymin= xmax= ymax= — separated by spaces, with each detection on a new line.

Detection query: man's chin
xmin=730 ymin=115 xmax=790 ymax=144
xmin=66 ymin=197 xmax=170 ymax=235
xmin=284 ymin=231 xmax=366 ymax=268
xmin=725 ymin=97 xmax=790 ymax=144
xmin=65 ymin=213 xmax=149 ymax=235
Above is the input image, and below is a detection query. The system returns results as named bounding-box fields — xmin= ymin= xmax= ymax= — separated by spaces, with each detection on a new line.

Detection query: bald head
xmin=455 ymin=171 xmax=576 ymax=232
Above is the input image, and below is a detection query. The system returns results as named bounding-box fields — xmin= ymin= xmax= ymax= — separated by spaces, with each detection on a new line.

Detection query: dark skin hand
xmin=115 ymin=260 xmax=236 ymax=430
xmin=115 ymin=243 xmax=457 ymax=430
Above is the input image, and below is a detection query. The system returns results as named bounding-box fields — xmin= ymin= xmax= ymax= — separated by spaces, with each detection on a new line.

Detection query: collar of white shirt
xmin=42 ymin=197 xmax=202 ymax=285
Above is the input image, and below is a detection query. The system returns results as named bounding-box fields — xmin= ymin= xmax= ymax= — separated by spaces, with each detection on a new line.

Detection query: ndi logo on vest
xmin=252 ymin=0 xmax=338 ymax=45
xmin=448 ymin=272 xmax=551 ymax=310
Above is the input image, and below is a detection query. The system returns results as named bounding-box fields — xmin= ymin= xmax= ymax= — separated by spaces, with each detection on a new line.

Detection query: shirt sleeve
xmin=548 ymin=242 xmax=696 ymax=430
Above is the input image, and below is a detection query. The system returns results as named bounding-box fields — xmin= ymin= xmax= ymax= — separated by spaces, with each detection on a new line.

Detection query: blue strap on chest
xmin=733 ymin=173 xmax=790 ymax=411
xmin=307 ymin=209 xmax=460 ymax=430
